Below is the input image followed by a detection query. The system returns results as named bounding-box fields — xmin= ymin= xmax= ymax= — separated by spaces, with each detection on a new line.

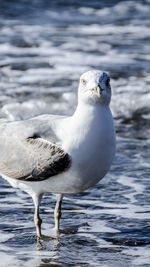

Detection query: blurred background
xmin=0 ymin=0 xmax=150 ymax=266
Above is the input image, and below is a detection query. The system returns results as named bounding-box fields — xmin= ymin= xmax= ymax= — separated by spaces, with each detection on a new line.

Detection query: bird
xmin=0 ymin=70 xmax=116 ymax=238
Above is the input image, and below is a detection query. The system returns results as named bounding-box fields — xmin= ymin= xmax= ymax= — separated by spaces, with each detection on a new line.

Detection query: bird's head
xmin=78 ymin=70 xmax=111 ymax=106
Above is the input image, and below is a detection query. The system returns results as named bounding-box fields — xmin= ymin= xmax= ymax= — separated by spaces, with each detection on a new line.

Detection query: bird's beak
xmin=97 ymin=85 xmax=101 ymax=97
xmin=91 ymin=84 xmax=102 ymax=97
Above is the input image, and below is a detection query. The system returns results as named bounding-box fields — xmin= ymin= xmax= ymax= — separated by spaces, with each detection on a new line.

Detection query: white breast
xmin=59 ymin=103 xmax=116 ymax=192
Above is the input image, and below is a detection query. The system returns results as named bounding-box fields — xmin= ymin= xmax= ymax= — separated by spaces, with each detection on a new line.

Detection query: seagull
xmin=0 ymin=70 xmax=116 ymax=238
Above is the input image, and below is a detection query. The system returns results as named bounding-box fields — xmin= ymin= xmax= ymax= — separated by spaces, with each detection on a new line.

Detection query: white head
xmin=78 ymin=70 xmax=111 ymax=106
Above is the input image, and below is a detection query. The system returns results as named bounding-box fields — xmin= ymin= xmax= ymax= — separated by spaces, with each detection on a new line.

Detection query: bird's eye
xmin=105 ymin=77 xmax=110 ymax=87
xmin=81 ymin=79 xmax=87 ymax=85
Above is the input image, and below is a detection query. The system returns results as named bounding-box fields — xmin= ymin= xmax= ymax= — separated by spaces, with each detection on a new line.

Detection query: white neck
xmin=73 ymin=101 xmax=110 ymax=123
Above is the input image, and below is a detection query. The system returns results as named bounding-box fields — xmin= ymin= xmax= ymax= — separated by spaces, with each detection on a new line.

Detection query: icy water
xmin=0 ymin=0 xmax=150 ymax=266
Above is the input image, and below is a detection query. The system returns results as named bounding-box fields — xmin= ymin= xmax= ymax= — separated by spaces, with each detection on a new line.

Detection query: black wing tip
xmin=18 ymin=153 xmax=71 ymax=182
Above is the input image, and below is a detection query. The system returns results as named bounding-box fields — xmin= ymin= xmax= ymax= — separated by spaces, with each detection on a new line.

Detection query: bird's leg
xmin=34 ymin=206 xmax=42 ymax=238
xmin=33 ymin=194 xmax=43 ymax=238
xmin=54 ymin=194 xmax=63 ymax=233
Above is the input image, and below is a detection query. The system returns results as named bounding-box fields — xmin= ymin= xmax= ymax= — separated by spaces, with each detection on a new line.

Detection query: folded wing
xmin=0 ymin=136 xmax=71 ymax=182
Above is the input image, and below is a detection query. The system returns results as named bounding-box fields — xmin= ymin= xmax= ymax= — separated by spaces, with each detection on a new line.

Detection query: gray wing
xmin=0 ymin=115 xmax=71 ymax=182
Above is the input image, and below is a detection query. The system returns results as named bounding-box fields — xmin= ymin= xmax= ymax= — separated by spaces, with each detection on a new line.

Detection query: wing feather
xmin=0 ymin=136 xmax=71 ymax=182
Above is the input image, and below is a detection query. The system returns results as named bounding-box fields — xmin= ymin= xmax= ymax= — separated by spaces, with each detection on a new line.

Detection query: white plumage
xmin=0 ymin=70 xmax=116 ymax=237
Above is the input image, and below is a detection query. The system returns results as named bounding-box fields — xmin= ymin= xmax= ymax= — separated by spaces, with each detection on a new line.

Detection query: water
xmin=0 ymin=0 xmax=150 ymax=266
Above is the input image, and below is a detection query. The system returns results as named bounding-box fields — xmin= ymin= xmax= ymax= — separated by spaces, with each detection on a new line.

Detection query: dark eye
xmin=81 ymin=79 xmax=87 ymax=85
xmin=105 ymin=77 xmax=110 ymax=87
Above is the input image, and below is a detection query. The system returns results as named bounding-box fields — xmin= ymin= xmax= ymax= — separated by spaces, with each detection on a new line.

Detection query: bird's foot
xmin=36 ymin=228 xmax=60 ymax=240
